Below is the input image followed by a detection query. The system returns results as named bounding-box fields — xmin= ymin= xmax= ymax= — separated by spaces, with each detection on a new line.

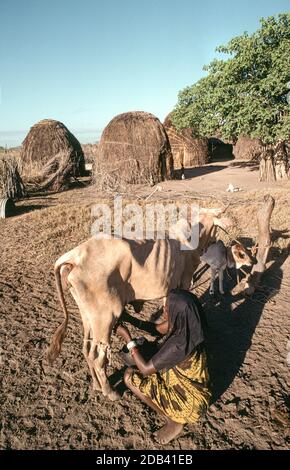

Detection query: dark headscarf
xmin=151 ymin=289 xmax=206 ymax=372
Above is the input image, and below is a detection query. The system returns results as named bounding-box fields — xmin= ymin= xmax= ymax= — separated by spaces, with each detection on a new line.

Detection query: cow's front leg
xmin=89 ymin=341 xmax=120 ymax=401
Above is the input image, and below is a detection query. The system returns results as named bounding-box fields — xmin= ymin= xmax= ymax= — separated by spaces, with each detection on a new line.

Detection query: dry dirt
xmin=1 ymin=160 xmax=289 ymax=450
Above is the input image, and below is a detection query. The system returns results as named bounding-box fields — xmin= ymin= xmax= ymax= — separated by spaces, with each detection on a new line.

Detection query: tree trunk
xmin=232 ymin=194 xmax=275 ymax=295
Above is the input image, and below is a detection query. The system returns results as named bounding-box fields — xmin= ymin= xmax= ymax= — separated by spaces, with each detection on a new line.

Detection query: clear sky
xmin=0 ymin=0 xmax=289 ymax=146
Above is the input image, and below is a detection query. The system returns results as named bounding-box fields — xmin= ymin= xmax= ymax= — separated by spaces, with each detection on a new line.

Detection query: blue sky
xmin=0 ymin=0 xmax=289 ymax=146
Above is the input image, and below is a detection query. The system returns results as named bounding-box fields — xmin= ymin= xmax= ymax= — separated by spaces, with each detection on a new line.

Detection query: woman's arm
xmin=155 ymin=320 xmax=169 ymax=335
xmin=130 ymin=348 xmax=156 ymax=376
xmin=116 ymin=324 xmax=157 ymax=376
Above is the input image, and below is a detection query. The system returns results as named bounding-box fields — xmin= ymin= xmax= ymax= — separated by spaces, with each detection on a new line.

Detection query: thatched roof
xmin=20 ymin=119 xmax=85 ymax=191
xmin=234 ymin=136 xmax=263 ymax=161
xmin=163 ymin=114 xmax=209 ymax=168
xmin=0 ymin=154 xmax=26 ymax=200
xmin=97 ymin=112 xmax=173 ymax=186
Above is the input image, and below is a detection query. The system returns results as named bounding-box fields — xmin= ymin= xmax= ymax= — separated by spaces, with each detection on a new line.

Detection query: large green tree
xmin=172 ymin=14 xmax=290 ymax=143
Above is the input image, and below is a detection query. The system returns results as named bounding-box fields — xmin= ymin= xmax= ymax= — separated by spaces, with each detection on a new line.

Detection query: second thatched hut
xmin=97 ymin=112 xmax=173 ymax=187
xmin=233 ymin=136 xmax=263 ymax=161
xmin=163 ymin=114 xmax=209 ymax=169
xmin=20 ymin=119 xmax=85 ymax=191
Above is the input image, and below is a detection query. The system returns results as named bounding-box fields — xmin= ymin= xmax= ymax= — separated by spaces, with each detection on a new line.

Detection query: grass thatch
xmin=164 ymin=114 xmax=209 ymax=169
xmin=234 ymin=136 xmax=263 ymax=161
xmin=20 ymin=119 xmax=85 ymax=192
xmin=97 ymin=112 xmax=173 ymax=188
xmin=0 ymin=153 xmax=26 ymax=199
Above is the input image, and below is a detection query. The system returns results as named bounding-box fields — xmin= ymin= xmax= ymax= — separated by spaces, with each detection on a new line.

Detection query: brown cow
xmin=47 ymin=212 xmax=231 ymax=400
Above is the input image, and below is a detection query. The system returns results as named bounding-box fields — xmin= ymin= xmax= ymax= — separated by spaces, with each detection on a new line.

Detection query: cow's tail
xmin=47 ymin=258 xmax=73 ymax=365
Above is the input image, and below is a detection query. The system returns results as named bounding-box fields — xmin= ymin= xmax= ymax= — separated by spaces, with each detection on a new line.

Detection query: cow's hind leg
xmin=88 ymin=308 xmax=121 ymax=401
xmin=69 ymin=281 xmax=102 ymax=392
xmin=89 ymin=338 xmax=120 ymax=401
xmin=82 ymin=319 xmax=102 ymax=391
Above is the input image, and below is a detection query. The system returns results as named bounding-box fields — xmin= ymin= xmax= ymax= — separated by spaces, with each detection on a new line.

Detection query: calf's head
xmin=231 ymin=243 xmax=252 ymax=269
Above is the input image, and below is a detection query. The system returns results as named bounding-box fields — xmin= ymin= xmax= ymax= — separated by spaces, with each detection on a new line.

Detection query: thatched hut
xmin=0 ymin=153 xmax=26 ymax=200
xmin=163 ymin=114 xmax=209 ymax=169
xmin=234 ymin=136 xmax=263 ymax=161
xmin=97 ymin=112 xmax=173 ymax=187
xmin=208 ymin=138 xmax=233 ymax=161
xmin=20 ymin=119 xmax=85 ymax=191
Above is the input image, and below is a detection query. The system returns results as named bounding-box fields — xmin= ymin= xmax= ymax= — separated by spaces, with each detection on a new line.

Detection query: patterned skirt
xmin=128 ymin=347 xmax=211 ymax=424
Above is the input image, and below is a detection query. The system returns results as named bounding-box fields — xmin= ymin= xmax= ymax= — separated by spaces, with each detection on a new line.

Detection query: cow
xmin=47 ymin=211 xmax=232 ymax=400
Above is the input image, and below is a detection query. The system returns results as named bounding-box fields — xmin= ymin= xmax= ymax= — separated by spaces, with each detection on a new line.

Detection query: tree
xmin=172 ymin=14 xmax=290 ymax=143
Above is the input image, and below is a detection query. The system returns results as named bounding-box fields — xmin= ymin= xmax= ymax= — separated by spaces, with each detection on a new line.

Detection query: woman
xmin=116 ymin=289 xmax=211 ymax=445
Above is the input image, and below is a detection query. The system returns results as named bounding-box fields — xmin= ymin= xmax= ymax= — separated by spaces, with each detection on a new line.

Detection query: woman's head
xmin=151 ymin=289 xmax=206 ymax=372
xmin=167 ymin=289 xmax=202 ymax=332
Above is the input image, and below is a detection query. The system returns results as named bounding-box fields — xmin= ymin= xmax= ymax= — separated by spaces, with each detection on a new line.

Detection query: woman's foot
xmin=154 ymin=419 xmax=183 ymax=444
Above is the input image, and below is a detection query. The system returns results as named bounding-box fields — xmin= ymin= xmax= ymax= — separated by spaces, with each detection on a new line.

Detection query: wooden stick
xmin=244 ymin=195 xmax=275 ymax=295
xmin=232 ymin=195 xmax=275 ymax=295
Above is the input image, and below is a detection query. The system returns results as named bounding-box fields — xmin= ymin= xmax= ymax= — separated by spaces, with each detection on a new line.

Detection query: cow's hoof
xmin=108 ymin=390 xmax=121 ymax=401
xmin=92 ymin=381 xmax=102 ymax=392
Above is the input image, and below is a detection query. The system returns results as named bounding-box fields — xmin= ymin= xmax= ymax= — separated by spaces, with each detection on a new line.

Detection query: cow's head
xmin=169 ymin=218 xmax=196 ymax=250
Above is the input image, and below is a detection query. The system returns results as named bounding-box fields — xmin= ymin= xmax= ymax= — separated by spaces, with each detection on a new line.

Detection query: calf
xmin=200 ymin=240 xmax=252 ymax=295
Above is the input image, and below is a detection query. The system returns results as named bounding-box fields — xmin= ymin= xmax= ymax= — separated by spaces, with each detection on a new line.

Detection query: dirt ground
xmin=1 ymin=160 xmax=289 ymax=450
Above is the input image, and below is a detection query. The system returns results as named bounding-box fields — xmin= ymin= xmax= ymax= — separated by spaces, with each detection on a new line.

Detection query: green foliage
xmin=172 ymin=14 xmax=290 ymax=143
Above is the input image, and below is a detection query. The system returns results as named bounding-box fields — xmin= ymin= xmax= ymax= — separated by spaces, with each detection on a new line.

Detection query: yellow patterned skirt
xmin=128 ymin=347 xmax=211 ymax=424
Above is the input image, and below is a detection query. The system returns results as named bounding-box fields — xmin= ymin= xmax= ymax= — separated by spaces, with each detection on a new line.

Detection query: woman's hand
xmin=116 ymin=324 xmax=132 ymax=343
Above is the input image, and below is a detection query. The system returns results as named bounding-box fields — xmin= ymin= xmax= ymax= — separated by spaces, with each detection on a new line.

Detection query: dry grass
xmin=7 ymin=186 xmax=288 ymax=256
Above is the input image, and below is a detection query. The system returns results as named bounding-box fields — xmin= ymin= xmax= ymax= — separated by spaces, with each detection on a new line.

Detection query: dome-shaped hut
xmin=164 ymin=114 xmax=209 ymax=169
xmin=20 ymin=119 xmax=85 ymax=191
xmin=233 ymin=136 xmax=263 ymax=161
xmin=97 ymin=112 xmax=173 ymax=186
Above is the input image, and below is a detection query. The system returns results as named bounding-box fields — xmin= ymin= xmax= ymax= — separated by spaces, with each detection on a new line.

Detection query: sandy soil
xmin=1 ymin=161 xmax=289 ymax=450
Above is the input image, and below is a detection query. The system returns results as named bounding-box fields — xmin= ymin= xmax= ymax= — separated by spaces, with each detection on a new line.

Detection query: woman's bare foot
xmin=154 ymin=419 xmax=183 ymax=444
